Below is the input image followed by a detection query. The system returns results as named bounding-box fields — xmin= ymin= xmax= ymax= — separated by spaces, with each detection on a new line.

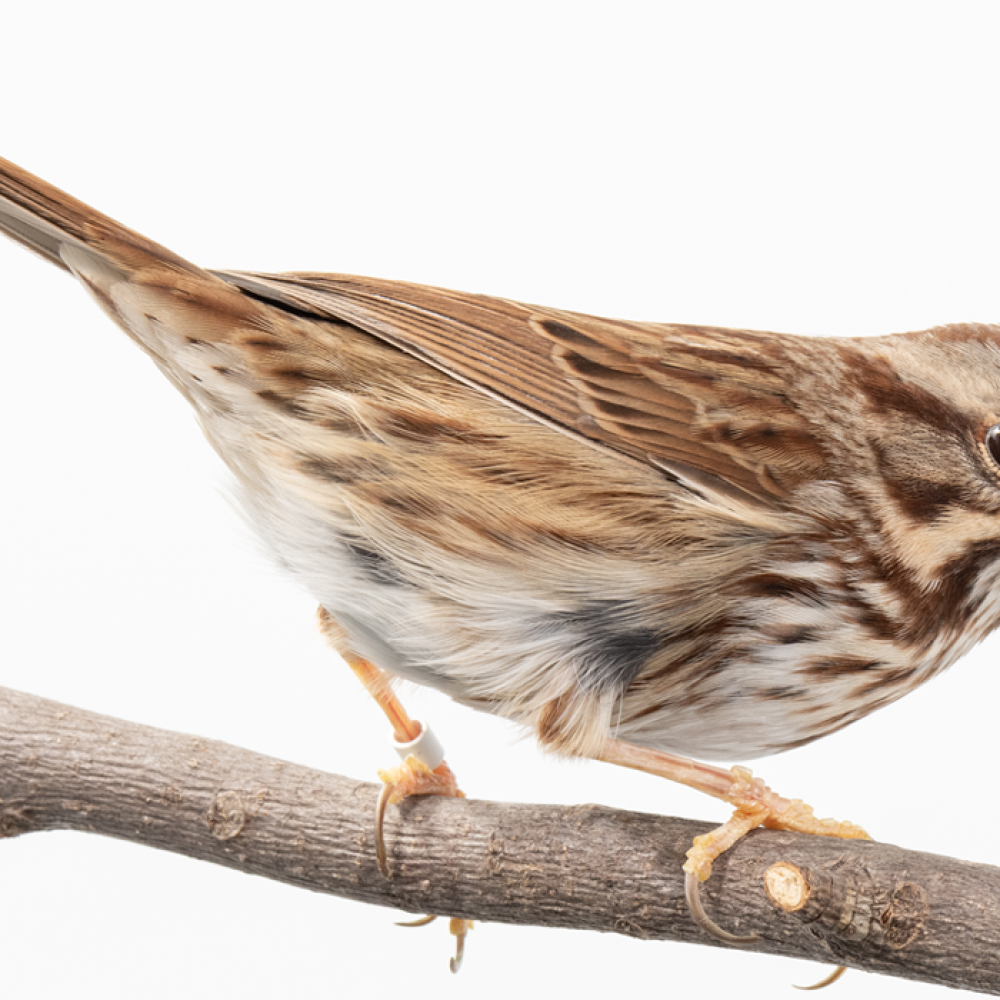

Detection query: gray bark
xmin=0 ymin=685 xmax=997 ymax=994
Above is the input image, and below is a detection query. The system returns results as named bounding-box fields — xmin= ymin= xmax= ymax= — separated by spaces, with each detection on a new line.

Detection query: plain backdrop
xmin=1 ymin=4 xmax=998 ymax=998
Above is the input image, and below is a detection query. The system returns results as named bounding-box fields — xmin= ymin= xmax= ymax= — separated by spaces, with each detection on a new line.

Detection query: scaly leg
xmin=598 ymin=738 xmax=869 ymax=944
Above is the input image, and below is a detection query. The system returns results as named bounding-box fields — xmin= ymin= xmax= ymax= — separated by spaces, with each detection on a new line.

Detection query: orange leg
xmin=317 ymin=608 xmax=465 ymax=875
xmin=598 ymin=738 xmax=870 ymax=944
xmin=342 ymin=644 xmax=464 ymax=874
xmin=318 ymin=608 xmax=473 ymax=971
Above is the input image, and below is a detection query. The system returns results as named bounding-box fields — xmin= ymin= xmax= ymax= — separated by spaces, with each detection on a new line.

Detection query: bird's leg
xmin=317 ymin=608 xmax=464 ymax=876
xmin=597 ymin=737 xmax=869 ymax=944
xmin=317 ymin=608 xmax=473 ymax=970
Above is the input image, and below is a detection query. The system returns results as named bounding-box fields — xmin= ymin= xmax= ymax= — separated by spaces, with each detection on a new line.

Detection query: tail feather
xmin=0 ymin=156 xmax=268 ymax=386
xmin=0 ymin=156 xmax=198 ymax=275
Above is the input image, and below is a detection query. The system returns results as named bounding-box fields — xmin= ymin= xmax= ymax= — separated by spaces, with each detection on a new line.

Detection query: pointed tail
xmin=0 ymin=156 xmax=200 ymax=276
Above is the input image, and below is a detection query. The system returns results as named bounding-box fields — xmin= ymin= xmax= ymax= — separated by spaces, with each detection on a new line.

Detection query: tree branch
xmin=0 ymin=684 xmax=997 ymax=994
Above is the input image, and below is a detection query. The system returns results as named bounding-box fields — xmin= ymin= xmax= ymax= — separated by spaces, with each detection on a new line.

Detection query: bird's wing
xmin=215 ymin=268 xmax=827 ymax=507
xmin=0 ymin=155 xmax=825 ymax=511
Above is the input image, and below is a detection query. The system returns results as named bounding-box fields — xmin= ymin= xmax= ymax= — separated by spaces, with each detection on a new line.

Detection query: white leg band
xmin=392 ymin=722 xmax=445 ymax=770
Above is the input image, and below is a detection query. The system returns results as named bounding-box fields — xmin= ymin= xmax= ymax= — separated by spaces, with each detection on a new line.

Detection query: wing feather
xmin=215 ymin=269 xmax=828 ymax=507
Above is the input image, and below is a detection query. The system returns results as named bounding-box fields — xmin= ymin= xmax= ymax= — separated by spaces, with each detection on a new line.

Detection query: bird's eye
xmin=986 ymin=425 xmax=1000 ymax=467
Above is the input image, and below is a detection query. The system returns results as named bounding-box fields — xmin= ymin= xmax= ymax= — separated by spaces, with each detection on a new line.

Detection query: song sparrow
xmin=7 ymin=155 xmax=995 ymax=952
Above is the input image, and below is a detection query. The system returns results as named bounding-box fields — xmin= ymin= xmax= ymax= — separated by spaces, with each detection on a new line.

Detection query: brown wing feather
xmin=215 ymin=269 xmax=828 ymax=506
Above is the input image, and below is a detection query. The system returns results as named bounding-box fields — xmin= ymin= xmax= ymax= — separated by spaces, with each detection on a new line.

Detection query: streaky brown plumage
xmin=4 ymin=154 xmax=1000 ymax=945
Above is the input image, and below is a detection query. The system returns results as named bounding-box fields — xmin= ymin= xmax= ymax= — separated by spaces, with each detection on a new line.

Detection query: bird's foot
xmin=683 ymin=764 xmax=868 ymax=978
xmin=684 ymin=765 xmax=869 ymax=885
xmin=597 ymin=739 xmax=869 ymax=956
xmin=378 ymin=760 xmax=469 ymax=971
xmin=375 ymin=755 xmax=464 ymax=877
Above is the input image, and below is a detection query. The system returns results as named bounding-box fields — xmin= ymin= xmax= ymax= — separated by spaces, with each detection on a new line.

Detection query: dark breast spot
xmin=539 ymin=599 xmax=660 ymax=694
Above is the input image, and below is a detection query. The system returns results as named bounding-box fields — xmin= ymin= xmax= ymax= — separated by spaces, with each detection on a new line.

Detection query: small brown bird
xmin=8 ymin=155 xmax=996 ymax=951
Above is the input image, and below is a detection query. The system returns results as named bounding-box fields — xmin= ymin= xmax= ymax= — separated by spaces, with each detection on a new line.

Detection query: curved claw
xmin=373 ymin=757 xmax=465 ymax=878
xmin=394 ymin=913 xmax=470 ymax=973
xmin=684 ymin=871 xmax=759 ymax=945
xmin=375 ymin=782 xmax=393 ymax=877
xmin=795 ymin=965 xmax=847 ymax=991
xmin=449 ymin=918 xmax=471 ymax=974
xmin=395 ymin=914 xmax=437 ymax=928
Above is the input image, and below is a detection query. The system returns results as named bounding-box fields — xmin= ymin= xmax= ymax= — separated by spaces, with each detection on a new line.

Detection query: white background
xmin=1 ymin=4 xmax=998 ymax=997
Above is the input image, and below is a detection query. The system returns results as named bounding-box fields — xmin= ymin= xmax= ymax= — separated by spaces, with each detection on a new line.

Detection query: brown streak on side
xmin=796 ymin=657 xmax=886 ymax=678
xmin=373 ymin=408 xmax=504 ymax=446
xmin=255 ymin=388 xmax=311 ymax=419
xmin=738 ymin=573 xmax=825 ymax=605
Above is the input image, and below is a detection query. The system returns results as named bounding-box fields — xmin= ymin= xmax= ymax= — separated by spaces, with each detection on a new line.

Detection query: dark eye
xmin=986 ymin=425 xmax=1000 ymax=467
